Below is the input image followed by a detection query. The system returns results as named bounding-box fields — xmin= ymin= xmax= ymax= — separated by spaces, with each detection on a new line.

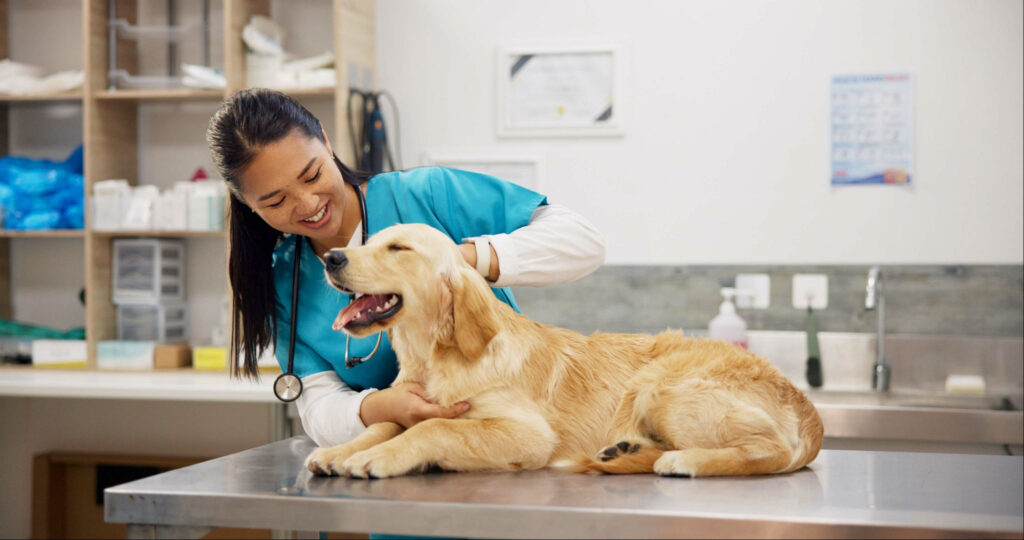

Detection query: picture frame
xmin=496 ymin=43 xmax=624 ymax=138
xmin=424 ymin=152 xmax=543 ymax=192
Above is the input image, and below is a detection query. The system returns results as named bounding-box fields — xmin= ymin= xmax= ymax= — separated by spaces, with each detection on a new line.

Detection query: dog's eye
xmin=387 ymin=244 xmax=410 ymax=252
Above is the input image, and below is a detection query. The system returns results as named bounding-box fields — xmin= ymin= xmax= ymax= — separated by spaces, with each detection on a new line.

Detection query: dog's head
xmin=323 ymin=223 xmax=499 ymax=360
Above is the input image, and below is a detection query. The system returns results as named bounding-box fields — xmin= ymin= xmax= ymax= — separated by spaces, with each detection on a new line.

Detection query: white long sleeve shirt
xmin=296 ymin=203 xmax=605 ymax=447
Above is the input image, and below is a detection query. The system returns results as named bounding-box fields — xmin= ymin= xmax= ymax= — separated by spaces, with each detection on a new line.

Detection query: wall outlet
xmin=735 ymin=273 xmax=770 ymax=308
xmin=792 ymin=274 xmax=828 ymax=309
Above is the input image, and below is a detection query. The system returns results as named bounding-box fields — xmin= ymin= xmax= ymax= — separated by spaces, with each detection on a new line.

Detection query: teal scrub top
xmin=271 ymin=166 xmax=548 ymax=391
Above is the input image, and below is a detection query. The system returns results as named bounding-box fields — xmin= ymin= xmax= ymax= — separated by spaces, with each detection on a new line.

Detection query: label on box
xmin=31 ymin=339 xmax=87 ymax=367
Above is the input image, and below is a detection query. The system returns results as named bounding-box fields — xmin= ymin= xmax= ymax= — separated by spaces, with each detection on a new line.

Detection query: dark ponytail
xmin=207 ymin=88 xmax=369 ymax=379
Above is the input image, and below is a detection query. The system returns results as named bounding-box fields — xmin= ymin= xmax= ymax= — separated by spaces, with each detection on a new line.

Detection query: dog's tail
xmin=566 ymin=443 xmax=665 ymax=475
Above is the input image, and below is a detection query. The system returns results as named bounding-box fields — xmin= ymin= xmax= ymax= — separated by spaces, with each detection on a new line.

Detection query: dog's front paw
xmin=342 ymin=445 xmax=421 ymax=479
xmin=597 ymin=441 xmax=642 ymax=462
xmin=305 ymin=444 xmax=362 ymax=476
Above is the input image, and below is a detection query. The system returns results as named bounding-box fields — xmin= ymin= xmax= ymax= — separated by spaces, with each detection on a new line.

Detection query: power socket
xmin=735 ymin=273 xmax=770 ymax=308
xmin=792 ymin=274 xmax=828 ymax=309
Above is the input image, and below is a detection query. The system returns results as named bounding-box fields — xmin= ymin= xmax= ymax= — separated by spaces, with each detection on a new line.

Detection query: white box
xmin=31 ymin=339 xmax=87 ymax=367
xmin=118 ymin=302 xmax=188 ymax=342
xmin=154 ymin=188 xmax=188 ymax=230
xmin=112 ymin=238 xmax=185 ymax=303
xmin=97 ymin=340 xmax=155 ymax=370
xmin=92 ymin=179 xmax=131 ymax=231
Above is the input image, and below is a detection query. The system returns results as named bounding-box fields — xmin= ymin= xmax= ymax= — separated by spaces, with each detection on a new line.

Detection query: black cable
xmin=377 ymin=90 xmax=403 ymax=170
xmin=346 ymin=87 xmax=402 ymax=173
xmin=346 ymin=89 xmax=366 ymax=167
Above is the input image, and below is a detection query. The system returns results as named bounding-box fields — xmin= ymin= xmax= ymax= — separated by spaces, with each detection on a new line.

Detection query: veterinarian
xmin=207 ymin=88 xmax=605 ymax=448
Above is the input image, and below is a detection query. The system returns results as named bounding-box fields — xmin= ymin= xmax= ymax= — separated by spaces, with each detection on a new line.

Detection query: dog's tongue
xmin=333 ymin=294 xmax=392 ymax=330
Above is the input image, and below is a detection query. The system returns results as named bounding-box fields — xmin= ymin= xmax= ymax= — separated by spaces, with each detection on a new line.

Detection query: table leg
xmin=125 ymin=523 xmax=213 ymax=539
xmin=269 ymin=402 xmax=295 ymax=441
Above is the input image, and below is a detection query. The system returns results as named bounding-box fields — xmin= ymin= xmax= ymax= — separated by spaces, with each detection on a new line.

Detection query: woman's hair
xmin=207 ymin=88 xmax=370 ymax=379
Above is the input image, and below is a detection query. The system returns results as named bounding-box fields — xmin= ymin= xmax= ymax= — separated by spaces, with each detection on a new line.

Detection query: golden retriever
xmin=304 ymin=223 xmax=823 ymax=478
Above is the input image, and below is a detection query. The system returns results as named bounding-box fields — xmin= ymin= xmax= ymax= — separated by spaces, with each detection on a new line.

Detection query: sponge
xmin=945 ymin=374 xmax=986 ymax=395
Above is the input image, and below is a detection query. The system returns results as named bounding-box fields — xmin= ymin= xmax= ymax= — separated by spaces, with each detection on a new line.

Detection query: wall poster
xmin=830 ymin=73 xmax=913 ymax=186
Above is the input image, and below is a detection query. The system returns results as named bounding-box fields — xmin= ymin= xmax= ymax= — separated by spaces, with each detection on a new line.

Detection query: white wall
xmin=375 ymin=0 xmax=1024 ymax=264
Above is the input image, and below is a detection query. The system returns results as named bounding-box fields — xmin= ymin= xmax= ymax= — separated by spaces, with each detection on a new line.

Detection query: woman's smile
xmin=299 ymin=202 xmax=332 ymax=229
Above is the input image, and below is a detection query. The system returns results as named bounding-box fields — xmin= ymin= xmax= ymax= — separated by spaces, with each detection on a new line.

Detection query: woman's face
xmin=237 ymin=129 xmax=348 ymax=241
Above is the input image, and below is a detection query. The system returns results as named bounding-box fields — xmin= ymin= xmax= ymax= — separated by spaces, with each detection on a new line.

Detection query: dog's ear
xmin=444 ymin=266 xmax=499 ymax=361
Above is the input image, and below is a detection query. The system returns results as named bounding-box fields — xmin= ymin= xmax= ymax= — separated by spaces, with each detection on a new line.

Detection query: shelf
xmin=0 ymin=229 xmax=86 ymax=239
xmin=91 ymin=229 xmax=227 ymax=238
xmin=0 ymin=91 xmax=84 ymax=103
xmin=271 ymin=86 xmax=336 ymax=99
xmin=94 ymin=88 xmax=225 ymax=102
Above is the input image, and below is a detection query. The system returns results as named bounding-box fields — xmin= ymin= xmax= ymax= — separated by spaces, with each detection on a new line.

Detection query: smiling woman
xmin=205 ymin=88 xmax=607 ymax=450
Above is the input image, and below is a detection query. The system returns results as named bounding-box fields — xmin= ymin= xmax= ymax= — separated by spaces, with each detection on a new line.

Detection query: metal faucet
xmin=865 ymin=265 xmax=890 ymax=391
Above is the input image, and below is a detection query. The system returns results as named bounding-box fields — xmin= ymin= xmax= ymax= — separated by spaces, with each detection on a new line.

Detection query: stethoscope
xmin=272 ymin=175 xmax=384 ymax=403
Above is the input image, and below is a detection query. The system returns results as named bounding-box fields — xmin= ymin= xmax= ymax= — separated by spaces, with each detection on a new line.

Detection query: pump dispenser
xmin=709 ymin=287 xmax=748 ymax=349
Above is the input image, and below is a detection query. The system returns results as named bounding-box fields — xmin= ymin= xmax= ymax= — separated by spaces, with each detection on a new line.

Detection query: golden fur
xmin=304 ymin=224 xmax=823 ymax=478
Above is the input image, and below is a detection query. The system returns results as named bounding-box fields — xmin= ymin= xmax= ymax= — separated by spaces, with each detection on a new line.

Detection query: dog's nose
xmin=324 ymin=250 xmax=348 ymax=272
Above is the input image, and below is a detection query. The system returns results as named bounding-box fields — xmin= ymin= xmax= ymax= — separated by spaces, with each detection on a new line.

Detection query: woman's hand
xmin=359 ymin=381 xmax=470 ymax=429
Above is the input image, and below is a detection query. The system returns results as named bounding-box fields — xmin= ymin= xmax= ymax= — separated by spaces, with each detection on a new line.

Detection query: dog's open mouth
xmin=333 ymin=293 xmax=403 ymax=331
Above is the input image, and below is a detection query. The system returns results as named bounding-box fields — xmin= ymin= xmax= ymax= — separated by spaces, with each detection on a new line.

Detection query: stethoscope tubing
xmin=274 ymin=167 xmax=381 ymax=403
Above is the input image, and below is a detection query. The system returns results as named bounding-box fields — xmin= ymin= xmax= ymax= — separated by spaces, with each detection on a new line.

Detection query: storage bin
xmin=112 ymin=238 xmax=185 ymax=303
xmin=117 ymin=302 xmax=188 ymax=342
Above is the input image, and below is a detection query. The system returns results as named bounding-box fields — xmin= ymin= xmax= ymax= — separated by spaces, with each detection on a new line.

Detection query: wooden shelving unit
xmin=0 ymin=91 xmax=84 ymax=103
xmin=0 ymin=230 xmax=87 ymax=239
xmin=93 ymin=88 xmax=225 ymax=101
xmin=2 ymin=0 xmax=376 ymax=368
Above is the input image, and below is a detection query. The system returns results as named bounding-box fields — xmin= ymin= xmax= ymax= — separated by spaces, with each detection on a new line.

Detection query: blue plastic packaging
xmin=0 ymin=145 xmax=84 ymax=230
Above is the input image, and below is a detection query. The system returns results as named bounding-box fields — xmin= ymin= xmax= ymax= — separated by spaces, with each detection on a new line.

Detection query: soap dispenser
xmin=709 ymin=287 xmax=748 ymax=349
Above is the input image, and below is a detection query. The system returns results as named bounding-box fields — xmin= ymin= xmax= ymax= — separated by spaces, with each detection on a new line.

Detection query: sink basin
xmin=803 ymin=389 xmax=1023 ymax=451
xmin=805 ymin=389 xmax=1021 ymax=411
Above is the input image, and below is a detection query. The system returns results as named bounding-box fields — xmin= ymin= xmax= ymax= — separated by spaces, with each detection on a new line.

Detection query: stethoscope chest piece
xmin=273 ymin=372 xmax=303 ymax=402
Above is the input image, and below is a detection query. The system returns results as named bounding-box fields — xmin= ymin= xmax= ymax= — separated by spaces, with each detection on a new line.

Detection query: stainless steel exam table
xmin=105 ymin=436 xmax=1023 ymax=539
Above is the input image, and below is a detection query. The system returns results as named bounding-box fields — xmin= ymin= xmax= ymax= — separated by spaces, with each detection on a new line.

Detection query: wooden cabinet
xmin=1 ymin=0 xmax=375 ymax=367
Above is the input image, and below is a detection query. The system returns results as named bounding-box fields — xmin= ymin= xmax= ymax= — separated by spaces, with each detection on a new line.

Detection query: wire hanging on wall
xmin=347 ymin=89 xmax=403 ymax=173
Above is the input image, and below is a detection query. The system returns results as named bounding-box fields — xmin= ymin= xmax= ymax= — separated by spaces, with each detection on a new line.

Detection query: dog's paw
xmin=341 ymin=445 xmax=421 ymax=479
xmin=597 ymin=441 xmax=642 ymax=462
xmin=653 ymin=450 xmax=695 ymax=478
xmin=305 ymin=444 xmax=362 ymax=476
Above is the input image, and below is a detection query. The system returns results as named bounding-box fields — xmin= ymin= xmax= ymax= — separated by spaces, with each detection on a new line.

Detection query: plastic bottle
xmin=709 ymin=287 xmax=748 ymax=349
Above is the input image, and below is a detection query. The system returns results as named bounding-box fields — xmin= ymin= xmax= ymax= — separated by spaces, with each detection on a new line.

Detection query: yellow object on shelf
xmin=192 ymin=346 xmax=228 ymax=371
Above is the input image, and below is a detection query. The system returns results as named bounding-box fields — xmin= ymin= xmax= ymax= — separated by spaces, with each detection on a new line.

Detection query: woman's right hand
xmin=358 ymin=382 xmax=470 ymax=429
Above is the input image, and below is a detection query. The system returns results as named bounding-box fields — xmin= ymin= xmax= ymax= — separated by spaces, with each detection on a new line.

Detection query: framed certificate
xmin=497 ymin=43 xmax=624 ymax=137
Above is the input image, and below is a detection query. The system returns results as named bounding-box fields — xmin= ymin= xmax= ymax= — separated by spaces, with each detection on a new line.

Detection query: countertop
xmin=0 ymin=367 xmax=275 ymax=402
xmin=104 ymin=436 xmax=1023 ymax=539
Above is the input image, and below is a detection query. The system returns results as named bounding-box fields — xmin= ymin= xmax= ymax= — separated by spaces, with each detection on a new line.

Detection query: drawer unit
xmin=112 ymin=239 xmax=185 ymax=303
xmin=117 ymin=302 xmax=188 ymax=343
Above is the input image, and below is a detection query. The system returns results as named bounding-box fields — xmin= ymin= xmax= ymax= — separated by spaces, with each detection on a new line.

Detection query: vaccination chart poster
xmin=830 ymin=73 xmax=913 ymax=186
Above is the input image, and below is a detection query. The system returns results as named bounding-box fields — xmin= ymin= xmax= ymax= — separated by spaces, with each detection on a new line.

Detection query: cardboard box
xmin=153 ymin=343 xmax=191 ymax=369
